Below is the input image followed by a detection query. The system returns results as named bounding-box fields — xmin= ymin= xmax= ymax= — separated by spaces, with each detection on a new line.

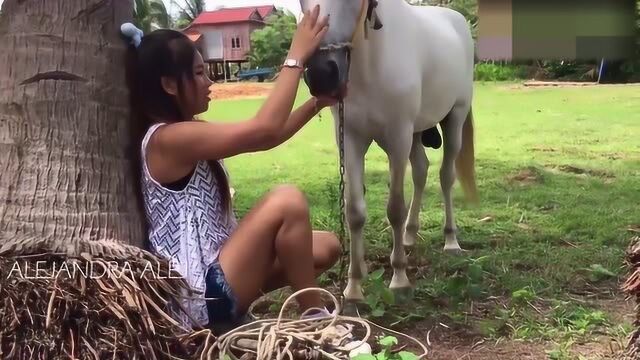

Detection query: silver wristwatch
xmin=282 ymin=58 xmax=303 ymax=69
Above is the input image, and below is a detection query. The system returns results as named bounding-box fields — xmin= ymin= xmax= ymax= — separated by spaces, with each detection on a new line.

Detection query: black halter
xmin=302 ymin=0 xmax=384 ymax=94
xmin=366 ymin=0 xmax=383 ymax=31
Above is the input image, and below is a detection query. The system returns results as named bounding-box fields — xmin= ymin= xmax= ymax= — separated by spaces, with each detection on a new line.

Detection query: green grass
xmin=202 ymin=82 xmax=640 ymax=345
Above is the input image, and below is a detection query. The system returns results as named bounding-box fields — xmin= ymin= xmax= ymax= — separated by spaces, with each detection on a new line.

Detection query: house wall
xmin=199 ymin=26 xmax=224 ymax=61
xmin=189 ymin=19 xmax=268 ymax=62
xmin=222 ymin=22 xmax=253 ymax=61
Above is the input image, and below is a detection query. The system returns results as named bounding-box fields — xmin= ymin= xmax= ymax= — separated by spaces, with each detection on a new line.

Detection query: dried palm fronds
xmin=621 ymin=236 xmax=640 ymax=359
xmin=0 ymin=235 xmax=216 ymax=359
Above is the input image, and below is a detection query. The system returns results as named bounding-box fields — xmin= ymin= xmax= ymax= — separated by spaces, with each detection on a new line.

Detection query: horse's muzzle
xmin=303 ymin=50 xmax=350 ymax=100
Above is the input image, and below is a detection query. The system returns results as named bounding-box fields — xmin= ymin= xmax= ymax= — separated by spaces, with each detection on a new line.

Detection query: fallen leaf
xmin=517 ymin=223 xmax=531 ymax=230
xmin=628 ymin=225 xmax=640 ymax=234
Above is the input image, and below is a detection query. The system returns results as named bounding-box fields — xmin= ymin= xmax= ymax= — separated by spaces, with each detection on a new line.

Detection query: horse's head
xmin=299 ymin=0 xmax=382 ymax=99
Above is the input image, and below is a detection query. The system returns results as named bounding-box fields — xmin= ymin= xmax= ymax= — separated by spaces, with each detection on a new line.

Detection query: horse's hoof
xmin=443 ymin=246 xmax=467 ymax=256
xmin=390 ymin=271 xmax=412 ymax=290
xmin=343 ymin=283 xmax=365 ymax=303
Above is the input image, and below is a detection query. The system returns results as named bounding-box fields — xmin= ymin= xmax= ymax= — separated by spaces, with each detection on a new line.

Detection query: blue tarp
xmin=237 ymin=68 xmax=275 ymax=80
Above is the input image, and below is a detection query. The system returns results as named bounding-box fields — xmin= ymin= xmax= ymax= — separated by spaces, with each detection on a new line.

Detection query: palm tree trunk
xmin=0 ymin=0 xmax=145 ymax=248
xmin=0 ymin=3 xmax=214 ymax=358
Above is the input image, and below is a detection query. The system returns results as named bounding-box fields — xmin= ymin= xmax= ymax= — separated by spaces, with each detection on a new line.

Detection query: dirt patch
xmin=602 ymin=152 xmax=626 ymax=161
xmin=210 ymin=82 xmax=273 ymax=100
xmin=530 ymin=147 xmax=638 ymax=162
xmin=427 ymin=336 xmax=625 ymax=359
xmin=248 ymin=288 xmax=633 ymax=359
xmin=424 ymin=295 xmax=632 ymax=359
xmin=504 ymin=82 xmax=640 ymax=91
xmin=523 ymin=81 xmax=599 ymax=87
xmin=556 ymin=164 xmax=615 ymax=179
xmin=509 ymin=167 xmax=544 ymax=185
xmin=530 ymin=146 xmax=558 ymax=153
xmin=428 ymin=339 xmax=548 ymax=360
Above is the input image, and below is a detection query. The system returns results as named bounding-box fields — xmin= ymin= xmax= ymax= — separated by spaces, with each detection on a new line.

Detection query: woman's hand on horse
xmin=289 ymin=4 xmax=329 ymax=65
xmin=315 ymin=95 xmax=339 ymax=109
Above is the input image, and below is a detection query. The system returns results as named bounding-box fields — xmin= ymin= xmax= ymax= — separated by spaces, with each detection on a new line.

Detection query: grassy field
xmin=202 ymin=82 xmax=640 ymax=359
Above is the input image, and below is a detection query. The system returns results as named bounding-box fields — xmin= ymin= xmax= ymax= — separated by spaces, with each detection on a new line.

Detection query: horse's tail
xmin=456 ymin=107 xmax=479 ymax=204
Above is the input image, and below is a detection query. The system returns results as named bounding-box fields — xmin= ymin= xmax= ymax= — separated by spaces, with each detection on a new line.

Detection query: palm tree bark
xmin=0 ymin=0 xmax=145 ymax=248
xmin=0 ymin=3 xmax=216 ymax=358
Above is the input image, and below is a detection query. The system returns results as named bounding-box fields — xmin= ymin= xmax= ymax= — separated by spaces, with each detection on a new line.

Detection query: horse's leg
xmin=342 ymin=129 xmax=372 ymax=302
xmin=404 ymin=132 xmax=429 ymax=247
xmin=381 ymin=128 xmax=413 ymax=290
xmin=440 ymin=105 xmax=470 ymax=254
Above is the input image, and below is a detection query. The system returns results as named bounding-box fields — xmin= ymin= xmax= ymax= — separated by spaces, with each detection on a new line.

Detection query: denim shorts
xmin=204 ymin=262 xmax=240 ymax=325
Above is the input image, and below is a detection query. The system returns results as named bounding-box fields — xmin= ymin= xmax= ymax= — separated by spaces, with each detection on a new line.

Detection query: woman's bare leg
xmin=261 ymin=230 xmax=340 ymax=293
xmin=218 ymin=185 xmax=329 ymax=315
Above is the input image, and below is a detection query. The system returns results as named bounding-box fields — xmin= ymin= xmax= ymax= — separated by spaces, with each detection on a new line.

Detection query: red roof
xmin=186 ymin=32 xmax=202 ymax=42
xmin=191 ymin=5 xmax=276 ymax=26
xmin=252 ymin=5 xmax=277 ymax=18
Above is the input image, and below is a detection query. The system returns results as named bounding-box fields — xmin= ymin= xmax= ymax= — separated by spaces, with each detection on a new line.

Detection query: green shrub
xmin=474 ymin=62 xmax=529 ymax=81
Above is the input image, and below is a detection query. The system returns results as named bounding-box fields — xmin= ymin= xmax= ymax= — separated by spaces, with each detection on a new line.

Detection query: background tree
xmin=134 ymin=0 xmax=171 ymax=33
xmin=172 ymin=0 xmax=206 ymax=29
xmin=247 ymin=10 xmax=297 ymax=68
xmin=418 ymin=0 xmax=478 ymax=38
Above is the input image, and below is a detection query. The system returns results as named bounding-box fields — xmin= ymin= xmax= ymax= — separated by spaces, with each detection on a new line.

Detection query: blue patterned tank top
xmin=140 ymin=123 xmax=238 ymax=329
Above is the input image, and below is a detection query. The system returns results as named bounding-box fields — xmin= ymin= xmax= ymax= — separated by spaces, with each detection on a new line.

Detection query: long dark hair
xmin=124 ymin=29 xmax=231 ymax=243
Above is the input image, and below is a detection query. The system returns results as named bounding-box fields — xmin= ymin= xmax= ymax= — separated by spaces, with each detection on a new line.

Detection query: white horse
xmin=300 ymin=0 xmax=478 ymax=302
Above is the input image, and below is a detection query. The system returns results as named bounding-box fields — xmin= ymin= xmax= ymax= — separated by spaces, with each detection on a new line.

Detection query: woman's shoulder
xmin=142 ymin=122 xmax=167 ymax=146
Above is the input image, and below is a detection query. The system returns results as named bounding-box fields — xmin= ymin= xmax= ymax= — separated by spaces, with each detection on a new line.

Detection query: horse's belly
xmin=413 ymin=74 xmax=465 ymax=131
xmin=345 ymin=83 xmax=422 ymax=130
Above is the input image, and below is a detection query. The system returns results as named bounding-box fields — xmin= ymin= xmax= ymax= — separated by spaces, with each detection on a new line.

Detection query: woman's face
xmin=181 ymin=50 xmax=213 ymax=117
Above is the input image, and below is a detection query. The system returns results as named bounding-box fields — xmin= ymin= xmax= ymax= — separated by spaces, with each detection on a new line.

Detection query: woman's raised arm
xmin=152 ymin=5 xmax=329 ymax=164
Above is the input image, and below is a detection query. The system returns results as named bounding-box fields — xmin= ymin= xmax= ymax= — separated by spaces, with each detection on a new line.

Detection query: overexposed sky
xmin=0 ymin=0 xmax=302 ymax=17
xmin=181 ymin=0 xmax=301 ymax=15
xmin=165 ymin=0 xmax=301 ymax=17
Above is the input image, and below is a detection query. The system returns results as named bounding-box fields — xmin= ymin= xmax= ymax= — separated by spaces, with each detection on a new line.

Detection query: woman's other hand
xmin=314 ymin=95 xmax=339 ymax=110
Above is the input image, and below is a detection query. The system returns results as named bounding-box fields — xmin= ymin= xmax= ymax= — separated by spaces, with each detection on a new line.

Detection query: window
xmin=231 ymin=36 xmax=241 ymax=49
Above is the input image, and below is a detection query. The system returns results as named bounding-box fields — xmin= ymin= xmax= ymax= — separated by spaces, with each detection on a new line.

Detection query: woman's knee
xmin=317 ymin=232 xmax=341 ymax=270
xmin=328 ymin=233 xmax=341 ymax=263
xmin=268 ymin=184 xmax=310 ymax=218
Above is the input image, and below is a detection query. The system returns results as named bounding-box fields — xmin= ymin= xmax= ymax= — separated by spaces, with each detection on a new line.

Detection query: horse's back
xmin=347 ymin=1 xmax=475 ymax=135
xmin=412 ymin=5 xmax=474 ymax=69
xmin=409 ymin=5 xmax=475 ymax=129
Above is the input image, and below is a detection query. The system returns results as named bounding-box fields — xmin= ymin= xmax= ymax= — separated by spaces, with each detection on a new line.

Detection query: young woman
xmin=122 ymin=6 xmax=341 ymax=332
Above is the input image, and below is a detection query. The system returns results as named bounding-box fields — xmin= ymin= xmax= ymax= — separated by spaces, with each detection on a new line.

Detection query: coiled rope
xmin=210 ymin=288 xmax=429 ymax=360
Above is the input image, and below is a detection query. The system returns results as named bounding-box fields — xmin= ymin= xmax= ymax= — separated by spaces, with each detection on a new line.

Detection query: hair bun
xmin=121 ymin=22 xmax=144 ymax=48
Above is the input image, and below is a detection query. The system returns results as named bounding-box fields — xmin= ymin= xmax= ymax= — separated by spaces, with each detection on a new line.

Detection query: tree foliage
xmin=419 ymin=0 xmax=478 ymax=38
xmin=172 ymin=0 xmax=206 ymax=29
xmin=247 ymin=10 xmax=297 ymax=69
xmin=133 ymin=0 xmax=170 ymax=33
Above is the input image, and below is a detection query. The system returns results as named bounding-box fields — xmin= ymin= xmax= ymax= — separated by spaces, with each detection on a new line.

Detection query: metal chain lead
xmin=318 ymin=42 xmax=353 ymax=52
xmin=336 ymin=46 xmax=352 ymax=304
xmin=336 ymin=99 xmax=347 ymax=298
